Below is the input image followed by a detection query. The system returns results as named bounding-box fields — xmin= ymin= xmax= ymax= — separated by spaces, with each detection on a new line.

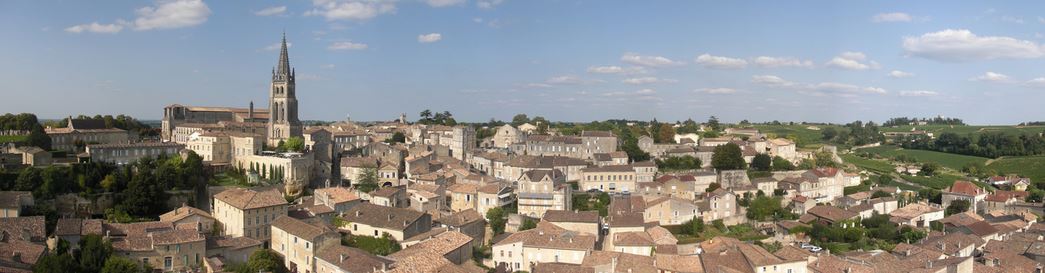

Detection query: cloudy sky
xmin=3 ymin=1 xmax=1045 ymax=124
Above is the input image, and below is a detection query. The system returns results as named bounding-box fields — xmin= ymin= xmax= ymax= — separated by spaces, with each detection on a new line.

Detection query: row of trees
xmin=900 ymin=131 xmax=1045 ymax=158
xmin=418 ymin=110 xmax=458 ymax=126
xmin=882 ymin=116 xmax=965 ymax=127
xmin=0 ymin=113 xmax=52 ymax=150
xmin=821 ymin=121 xmax=885 ymax=146
xmin=43 ymin=114 xmax=157 ymax=137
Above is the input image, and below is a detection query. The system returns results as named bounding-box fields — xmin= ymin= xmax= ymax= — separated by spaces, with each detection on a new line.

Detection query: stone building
xmin=86 ymin=142 xmax=184 ymax=165
xmin=212 ymin=188 xmax=289 ymax=244
xmin=46 ymin=117 xmax=130 ymax=152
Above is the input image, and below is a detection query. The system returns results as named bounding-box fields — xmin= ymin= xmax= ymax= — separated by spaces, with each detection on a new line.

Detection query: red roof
xmin=654 ymin=174 xmax=696 ymax=183
xmin=811 ymin=167 xmax=839 ymax=177
xmin=946 ymin=181 xmax=984 ymax=196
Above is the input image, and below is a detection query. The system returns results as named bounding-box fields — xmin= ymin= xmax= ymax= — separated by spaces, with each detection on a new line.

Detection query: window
xmin=164 ymin=257 xmax=173 ymax=271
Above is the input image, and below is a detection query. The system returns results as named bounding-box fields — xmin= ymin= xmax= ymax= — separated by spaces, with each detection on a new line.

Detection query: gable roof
xmin=543 ymin=210 xmax=600 ymax=224
xmin=946 ymin=180 xmax=985 ymax=196
xmin=343 ymin=203 xmax=426 ymax=230
xmin=271 ymin=216 xmax=337 ymax=241
xmin=214 ymin=188 xmax=287 ymax=210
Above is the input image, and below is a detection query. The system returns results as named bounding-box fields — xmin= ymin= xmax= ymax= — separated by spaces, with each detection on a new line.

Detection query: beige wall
xmin=213 ymin=200 xmax=287 ymax=242
xmin=271 ymin=225 xmax=339 ymax=273
xmin=492 ymin=242 xmax=587 ymax=273
xmin=580 ymin=170 xmax=637 ymax=193
xmin=120 ymin=240 xmax=206 ymax=272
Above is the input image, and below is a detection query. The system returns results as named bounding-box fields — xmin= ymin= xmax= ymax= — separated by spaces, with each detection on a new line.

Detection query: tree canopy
xmin=712 ymin=143 xmax=746 ymax=170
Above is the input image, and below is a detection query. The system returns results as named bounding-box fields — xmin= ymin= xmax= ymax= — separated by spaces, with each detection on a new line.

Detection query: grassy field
xmin=988 ymin=156 xmax=1045 ymax=184
xmin=840 ymin=154 xmax=895 ymax=174
xmin=856 ymin=145 xmax=988 ymax=170
xmin=0 ymin=135 xmax=28 ymax=143
xmin=880 ymin=124 xmax=1045 ymax=136
xmin=752 ymin=124 xmax=838 ymax=149
xmin=900 ymin=173 xmax=964 ymax=190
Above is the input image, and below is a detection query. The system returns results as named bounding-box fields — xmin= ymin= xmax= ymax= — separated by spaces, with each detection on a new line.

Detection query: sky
xmin=2 ymin=1 xmax=1045 ymax=125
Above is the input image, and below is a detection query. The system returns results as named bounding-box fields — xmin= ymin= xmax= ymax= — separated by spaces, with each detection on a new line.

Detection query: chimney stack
xmin=340 ymin=254 xmax=345 ymax=263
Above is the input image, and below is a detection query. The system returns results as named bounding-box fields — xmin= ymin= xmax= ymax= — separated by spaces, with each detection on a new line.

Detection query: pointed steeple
xmin=276 ymin=32 xmax=291 ymax=77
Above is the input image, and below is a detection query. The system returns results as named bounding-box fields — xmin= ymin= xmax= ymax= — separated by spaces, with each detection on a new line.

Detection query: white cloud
xmin=622 ymin=77 xmax=677 ymax=85
xmin=425 ymin=0 xmax=465 ymax=7
xmin=418 ymin=33 xmax=442 ymax=43
xmin=305 ymin=0 xmax=397 ymax=21
xmin=888 ymin=70 xmax=915 ymax=78
xmin=601 ymin=89 xmax=661 ymax=101
xmin=477 ymin=0 xmax=504 ymax=9
xmin=1026 ymin=77 xmax=1045 ymax=88
xmin=825 ymin=51 xmax=880 ymax=70
xmin=328 ymin=41 xmax=368 ymax=50
xmin=636 ymin=88 xmax=656 ymax=95
xmin=254 ymin=6 xmax=287 ymax=16
xmin=65 ymin=22 xmax=124 ymax=34
xmin=262 ymin=42 xmax=292 ymax=51
xmin=322 ymin=64 xmax=336 ymax=69
xmin=752 ymin=56 xmax=813 ymax=68
xmin=1001 ymin=15 xmax=1025 ymax=24
xmin=1040 ymin=17 xmax=1045 ymax=24
xmin=899 ymin=90 xmax=939 ymax=97
xmin=695 ymin=54 xmax=747 ymax=69
xmin=902 ymin=29 xmax=1045 ymax=61
xmin=970 ymin=71 xmax=1011 ymax=83
xmin=751 ymin=75 xmax=795 ymax=87
xmin=587 ymin=66 xmax=623 ymax=74
xmin=696 ymin=88 xmax=737 ymax=94
xmin=752 ymin=75 xmax=887 ymax=96
xmin=872 ymin=12 xmax=913 ymax=22
xmin=620 ymin=53 xmax=684 ymax=67
xmin=525 ymin=83 xmax=553 ymax=88
xmin=132 ymin=0 xmax=211 ymax=30
xmin=546 ymin=75 xmax=583 ymax=85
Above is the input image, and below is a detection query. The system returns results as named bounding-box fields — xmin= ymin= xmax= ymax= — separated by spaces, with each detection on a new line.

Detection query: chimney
xmin=388 ymin=214 xmax=393 ymax=221
xmin=356 ymin=210 xmax=362 ymax=217
xmin=927 ymin=260 xmax=933 ymax=268
xmin=340 ymin=254 xmax=345 ymax=263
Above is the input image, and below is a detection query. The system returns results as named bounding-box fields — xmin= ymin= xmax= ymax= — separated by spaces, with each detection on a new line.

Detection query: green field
xmin=840 ymin=154 xmax=895 ymax=174
xmin=856 ymin=145 xmax=988 ymax=170
xmin=988 ymin=156 xmax=1045 ymax=184
xmin=880 ymin=124 xmax=1045 ymax=136
xmin=0 ymin=135 xmax=28 ymax=143
xmin=752 ymin=124 xmax=838 ymax=149
xmin=900 ymin=173 xmax=965 ymax=190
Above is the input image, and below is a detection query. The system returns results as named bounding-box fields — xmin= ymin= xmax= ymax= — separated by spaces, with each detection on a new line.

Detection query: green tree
xmin=244 ymin=249 xmax=289 ymax=273
xmin=384 ymin=132 xmax=406 ymax=144
xmin=78 ymin=234 xmax=114 ymax=273
xmin=746 ymin=196 xmax=787 ymax=221
xmin=281 ymin=136 xmax=305 ymax=152
xmin=519 ymin=218 xmax=537 ymax=231
xmin=33 ymin=253 xmax=80 ymax=273
xmin=707 ymin=116 xmax=721 ymax=131
xmin=945 ymin=199 xmax=970 ymax=216
xmin=342 ymin=233 xmax=402 ymax=256
xmin=920 ymin=162 xmax=939 ymax=176
xmin=771 ymin=156 xmax=795 ymax=171
xmin=14 ymin=167 xmax=42 ymax=191
xmin=750 ymin=154 xmax=772 ymax=171
xmin=511 ymin=114 xmax=530 ymax=127
xmin=354 ymin=167 xmax=379 ymax=193
xmin=705 ymin=183 xmax=721 ymax=192
xmin=656 ymin=124 xmax=675 ymax=143
xmin=419 ymin=109 xmax=433 ymax=124
xmin=101 ymin=256 xmax=144 ymax=273
xmin=821 ymin=127 xmax=838 ymax=141
xmin=681 ymin=217 xmax=705 ymax=235
xmin=712 ymin=143 xmax=746 ymax=170
xmin=486 ymin=206 xmax=508 ymax=235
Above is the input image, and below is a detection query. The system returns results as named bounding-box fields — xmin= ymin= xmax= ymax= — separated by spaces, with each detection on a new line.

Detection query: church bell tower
xmin=267 ymin=32 xmax=302 ymax=146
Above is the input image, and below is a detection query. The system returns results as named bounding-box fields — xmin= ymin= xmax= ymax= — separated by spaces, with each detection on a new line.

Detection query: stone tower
xmin=267 ymin=32 xmax=302 ymax=146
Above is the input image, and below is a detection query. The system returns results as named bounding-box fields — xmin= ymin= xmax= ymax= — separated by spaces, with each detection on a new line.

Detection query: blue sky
xmin=2 ymin=1 xmax=1045 ymax=124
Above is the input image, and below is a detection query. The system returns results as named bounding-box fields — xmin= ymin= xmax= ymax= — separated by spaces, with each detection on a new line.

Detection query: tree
xmin=419 ymin=109 xmax=433 ymax=124
xmin=342 ymin=233 xmax=402 ymax=256
xmin=920 ymin=162 xmax=939 ymax=176
xmin=519 ymin=219 xmax=537 ymax=231
xmin=532 ymin=116 xmax=549 ymax=135
xmin=78 ymin=234 xmax=114 ymax=273
xmin=821 ymin=127 xmax=838 ymax=142
xmin=707 ymin=116 xmax=721 ymax=131
xmin=706 ymin=183 xmax=721 ymax=192
xmin=14 ymin=167 xmax=42 ymax=191
xmin=354 ymin=167 xmax=379 ymax=193
xmin=746 ymin=196 xmax=788 ymax=221
xmin=771 ymin=156 xmax=795 ymax=171
xmin=33 ymin=253 xmax=80 ymax=273
xmin=751 ymin=154 xmax=772 ymax=171
xmin=246 ymin=249 xmax=289 ymax=273
xmin=871 ymin=191 xmax=892 ymax=198
xmin=486 ymin=207 xmax=508 ymax=235
xmin=511 ymin=114 xmax=530 ymax=127
xmin=681 ymin=217 xmax=705 ymax=235
xmin=101 ymin=256 xmax=145 ymax=273
xmin=384 ymin=132 xmax=406 ymax=144
xmin=712 ymin=143 xmax=746 ymax=170
xmin=945 ymin=199 xmax=971 ymax=216
xmin=655 ymin=156 xmax=701 ymax=171
xmin=656 ymin=124 xmax=675 ymax=143
xmin=281 ymin=136 xmax=305 ymax=152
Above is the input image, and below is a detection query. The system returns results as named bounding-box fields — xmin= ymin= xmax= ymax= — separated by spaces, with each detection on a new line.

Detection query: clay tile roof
xmin=0 ymin=191 xmax=31 ymax=209
xmin=654 ymin=254 xmax=704 ymax=273
xmin=773 ymin=245 xmax=812 ymax=261
xmin=370 ymin=186 xmax=404 ymax=198
xmin=0 ymin=239 xmax=46 ymax=266
xmin=810 ymin=167 xmax=839 ymax=177
xmin=316 ymin=245 xmax=394 ymax=273
xmin=807 ymin=205 xmax=858 ymax=223
xmin=271 ymin=216 xmax=337 ymax=241
xmin=532 ymin=263 xmax=594 ymax=273
xmin=582 ymin=251 xmax=657 ymax=273
xmin=214 ymin=188 xmax=287 ymax=210
xmin=158 ymin=204 xmax=213 ymax=223
xmin=152 ymin=229 xmax=205 ymax=245
xmin=448 ymin=183 xmax=480 ymax=194
xmin=54 ymin=218 xmax=83 ymax=236
xmin=580 ymin=131 xmax=615 ymax=137
xmin=613 ymin=231 xmax=654 ymax=246
xmin=946 ymin=180 xmax=984 ymax=196
xmin=808 ymin=255 xmax=874 ymax=273
xmin=206 ymin=236 xmax=262 ymax=250
xmin=645 ymin=226 xmax=677 ymax=245
xmin=389 ymin=230 xmax=473 ymax=259
xmin=342 ymin=203 xmax=425 ymax=230
xmin=0 ymin=216 xmax=46 ymax=242
xmin=542 ymin=210 xmax=600 ymax=224
xmin=493 ymin=222 xmax=596 ymax=250
xmin=963 ymin=220 xmax=1000 ymax=236
xmin=314 ymin=187 xmax=361 ymax=204
xmin=939 ymin=211 xmax=984 ymax=227
xmin=889 ymin=203 xmax=942 ymax=221
xmin=437 ymin=209 xmax=485 ymax=227
xmin=581 ymin=165 xmax=636 ymax=173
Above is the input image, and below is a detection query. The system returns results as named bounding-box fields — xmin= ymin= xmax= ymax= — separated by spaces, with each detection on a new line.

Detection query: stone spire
xmin=275 ymin=32 xmax=291 ymax=79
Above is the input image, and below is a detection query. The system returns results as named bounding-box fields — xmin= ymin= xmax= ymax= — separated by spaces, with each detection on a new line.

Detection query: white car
xmin=799 ymin=243 xmax=822 ymax=252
